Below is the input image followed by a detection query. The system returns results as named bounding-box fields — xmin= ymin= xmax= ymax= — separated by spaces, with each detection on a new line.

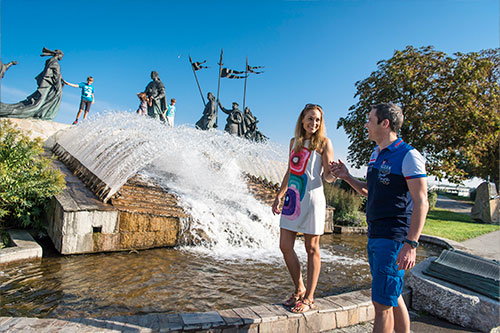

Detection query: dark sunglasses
xmin=305 ymin=103 xmax=322 ymax=110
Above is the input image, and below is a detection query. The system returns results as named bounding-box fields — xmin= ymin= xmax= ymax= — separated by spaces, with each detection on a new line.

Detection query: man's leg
xmin=368 ymin=238 xmax=406 ymax=333
xmin=83 ymin=111 xmax=89 ymax=120
xmin=373 ymin=301 xmax=394 ymax=333
xmin=393 ymin=295 xmax=410 ymax=333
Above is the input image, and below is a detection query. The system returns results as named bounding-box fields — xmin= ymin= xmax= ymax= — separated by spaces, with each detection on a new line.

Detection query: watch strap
xmin=404 ymin=238 xmax=419 ymax=248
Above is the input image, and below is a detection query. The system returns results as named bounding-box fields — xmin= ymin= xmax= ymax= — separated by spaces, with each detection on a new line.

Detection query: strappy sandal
xmin=290 ymin=299 xmax=316 ymax=313
xmin=283 ymin=293 xmax=303 ymax=307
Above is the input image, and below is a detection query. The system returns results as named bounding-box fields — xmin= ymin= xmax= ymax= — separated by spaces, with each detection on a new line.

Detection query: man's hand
xmin=396 ymin=243 xmax=417 ymax=270
xmin=330 ymin=159 xmax=350 ymax=180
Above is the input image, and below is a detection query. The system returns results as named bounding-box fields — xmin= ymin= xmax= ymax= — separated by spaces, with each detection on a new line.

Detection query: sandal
xmin=283 ymin=292 xmax=303 ymax=307
xmin=290 ymin=299 xmax=316 ymax=313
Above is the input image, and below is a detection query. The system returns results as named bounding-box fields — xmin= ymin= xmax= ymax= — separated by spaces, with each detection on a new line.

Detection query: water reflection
xmin=0 ymin=234 xmax=441 ymax=319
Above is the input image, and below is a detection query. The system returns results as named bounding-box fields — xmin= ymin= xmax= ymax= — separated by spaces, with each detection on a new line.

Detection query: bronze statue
xmin=243 ymin=106 xmax=267 ymax=142
xmin=195 ymin=92 xmax=217 ymax=130
xmin=0 ymin=48 xmax=64 ymax=120
xmin=144 ymin=71 xmax=167 ymax=120
xmin=218 ymin=100 xmax=246 ymax=137
xmin=0 ymin=59 xmax=18 ymax=79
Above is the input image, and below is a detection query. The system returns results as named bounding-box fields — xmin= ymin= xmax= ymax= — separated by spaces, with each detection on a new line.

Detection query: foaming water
xmin=56 ymin=112 xmax=362 ymax=264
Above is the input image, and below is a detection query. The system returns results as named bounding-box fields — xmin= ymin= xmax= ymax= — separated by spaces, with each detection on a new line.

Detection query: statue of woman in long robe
xmin=144 ymin=71 xmax=167 ymax=120
xmin=195 ymin=92 xmax=217 ymax=130
xmin=0 ymin=48 xmax=64 ymax=120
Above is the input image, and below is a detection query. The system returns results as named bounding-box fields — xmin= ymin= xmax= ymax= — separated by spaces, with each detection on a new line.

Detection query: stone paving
xmin=0 ymin=289 xmax=376 ymax=332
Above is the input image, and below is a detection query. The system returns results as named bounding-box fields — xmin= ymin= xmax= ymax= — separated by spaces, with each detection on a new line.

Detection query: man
xmin=144 ymin=71 xmax=167 ymax=121
xmin=217 ymin=100 xmax=246 ymax=137
xmin=331 ymin=103 xmax=428 ymax=333
xmin=63 ymin=76 xmax=94 ymax=124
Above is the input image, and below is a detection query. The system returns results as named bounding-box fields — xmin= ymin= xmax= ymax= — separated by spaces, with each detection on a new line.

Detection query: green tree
xmin=0 ymin=120 xmax=65 ymax=230
xmin=338 ymin=46 xmax=500 ymax=188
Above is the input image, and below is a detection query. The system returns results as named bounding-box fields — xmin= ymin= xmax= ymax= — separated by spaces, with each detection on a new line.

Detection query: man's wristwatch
xmin=404 ymin=239 xmax=419 ymax=248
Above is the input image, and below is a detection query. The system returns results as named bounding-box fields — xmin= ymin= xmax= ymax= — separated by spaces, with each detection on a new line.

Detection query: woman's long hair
xmin=293 ymin=104 xmax=326 ymax=153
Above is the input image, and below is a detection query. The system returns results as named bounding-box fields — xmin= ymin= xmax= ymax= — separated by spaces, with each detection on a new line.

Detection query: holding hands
xmin=329 ymin=159 xmax=349 ymax=180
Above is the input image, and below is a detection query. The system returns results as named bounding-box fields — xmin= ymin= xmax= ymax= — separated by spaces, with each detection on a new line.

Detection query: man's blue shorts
xmin=367 ymin=238 xmax=405 ymax=307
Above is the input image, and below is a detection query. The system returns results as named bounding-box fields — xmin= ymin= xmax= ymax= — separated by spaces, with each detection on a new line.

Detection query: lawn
xmin=423 ymin=208 xmax=499 ymax=242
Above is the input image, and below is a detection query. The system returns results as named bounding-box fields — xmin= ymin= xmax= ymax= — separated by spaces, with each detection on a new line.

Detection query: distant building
xmin=429 ymin=184 xmax=472 ymax=197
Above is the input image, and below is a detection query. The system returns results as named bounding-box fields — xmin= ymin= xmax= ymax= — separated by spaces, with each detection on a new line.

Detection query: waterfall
xmin=56 ymin=112 xmax=288 ymax=260
xmin=56 ymin=112 xmax=364 ymax=265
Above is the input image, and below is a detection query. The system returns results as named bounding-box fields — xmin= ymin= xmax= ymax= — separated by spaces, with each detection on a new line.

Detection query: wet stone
xmin=232 ymin=307 xmax=262 ymax=325
xmin=218 ymin=309 xmax=245 ymax=326
xmin=181 ymin=311 xmax=225 ymax=329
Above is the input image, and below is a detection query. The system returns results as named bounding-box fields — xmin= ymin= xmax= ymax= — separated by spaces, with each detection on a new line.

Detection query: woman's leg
xmin=303 ymin=234 xmax=321 ymax=302
xmin=279 ymin=228 xmax=306 ymax=296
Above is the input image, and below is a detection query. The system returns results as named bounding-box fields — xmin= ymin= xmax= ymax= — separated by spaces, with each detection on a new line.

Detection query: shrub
xmin=428 ymin=190 xmax=438 ymax=210
xmin=0 ymin=120 xmax=65 ymax=231
xmin=324 ymin=182 xmax=366 ymax=226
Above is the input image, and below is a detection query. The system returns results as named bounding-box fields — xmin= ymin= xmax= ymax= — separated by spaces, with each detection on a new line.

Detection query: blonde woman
xmin=272 ymin=103 xmax=335 ymax=313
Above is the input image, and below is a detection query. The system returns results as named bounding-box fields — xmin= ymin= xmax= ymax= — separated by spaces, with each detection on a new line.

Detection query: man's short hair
xmin=372 ymin=103 xmax=404 ymax=133
xmin=87 ymin=76 xmax=93 ymax=81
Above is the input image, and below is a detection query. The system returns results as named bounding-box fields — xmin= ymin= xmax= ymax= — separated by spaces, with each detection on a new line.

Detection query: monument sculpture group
xmin=0 ymin=47 xmax=268 ymax=142
xmin=0 ymin=48 xmax=64 ymax=120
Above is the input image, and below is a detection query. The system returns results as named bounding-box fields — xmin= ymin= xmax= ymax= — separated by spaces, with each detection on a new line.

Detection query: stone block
xmin=303 ymin=311 xmax=337 ymax=332
xmin=181 ymin=311 xmax=225 ymax=330
xmin=218 ymin=309 xmax=244 ymax=327
xmin=0 ymin=230 xmax=42 ymax=265
xmin=120 ymin=232 xmax=157 ymax=249
xmin=92 ymin=232 xmax=120 ymax=252
xmin=232 ymin=307 xmax=262 ymax=325
xmin=315 ymin=298 xmax=341 ymax=313
xmin=258 ymin=319 xmax=292 ymax=333
xmin=119 ymin=212 xmax=144 ymax=232
xmin=358 ymin=305 xmax=368 ymax=322
xmin=472 ymin=182 xmax=500 ymax=223
xmin=250 ymin=304 xmax=286 ymax=323
xmin=348 ymin=306 xmax=360 ymax=326
xmin=407 ymin=258 xmax=500 ymax=332
xmin=325 ymin=295 xmax=357 ymax=311
xmin=335 ymin=310 xmax=349 ymax=328
xmin=366 ymin=304 xmax=375 ymax=321
xmin=157 ymin=313 xmax=183 ymax=331
xmin=342 ymin=289 xmax=372 ymax=306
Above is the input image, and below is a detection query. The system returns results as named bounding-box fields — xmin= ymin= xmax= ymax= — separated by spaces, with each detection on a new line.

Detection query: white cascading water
xmin=56 ymin=112 xmax=364 ymax=265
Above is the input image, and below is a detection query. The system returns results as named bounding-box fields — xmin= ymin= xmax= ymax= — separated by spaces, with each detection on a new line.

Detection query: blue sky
xmin=1 ymin=0 xmax=498 ymax=180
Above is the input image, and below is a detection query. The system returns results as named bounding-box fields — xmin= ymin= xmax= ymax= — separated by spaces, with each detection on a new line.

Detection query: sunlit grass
xmin=423 ymin=208 xmax=499 ymax=242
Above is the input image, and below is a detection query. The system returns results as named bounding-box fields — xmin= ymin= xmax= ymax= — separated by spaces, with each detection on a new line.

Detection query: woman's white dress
xmin=280 ymin=141 xmax=325 ymax=235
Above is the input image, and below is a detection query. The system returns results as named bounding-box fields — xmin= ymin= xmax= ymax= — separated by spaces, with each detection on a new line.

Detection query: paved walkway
xmin=435 ymin=194 xmax=474 ymax=215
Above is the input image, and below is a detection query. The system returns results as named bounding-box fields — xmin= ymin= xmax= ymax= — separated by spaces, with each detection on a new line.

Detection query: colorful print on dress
xmin=288 ymin=173 xmax=307 ymax=201
xmin=290 ymin=148 xmax=311 ymax=175
xmin=282 ymin=187 xmax=301 ymax=220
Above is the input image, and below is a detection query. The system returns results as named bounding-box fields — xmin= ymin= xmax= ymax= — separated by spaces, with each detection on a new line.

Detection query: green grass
xmin=423 ymin=208 xmax=499 ymax=242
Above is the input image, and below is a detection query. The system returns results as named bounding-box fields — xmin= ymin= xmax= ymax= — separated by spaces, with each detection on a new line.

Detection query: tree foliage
xmin=0 ymin=120 xmax=65 ymax=229
xmin=338 ymin=46 xmax=500 ymax=187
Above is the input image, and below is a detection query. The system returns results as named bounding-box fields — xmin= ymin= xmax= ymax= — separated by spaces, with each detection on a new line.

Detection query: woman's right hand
xmin=272 ymin=197 xmax=282 ymax=215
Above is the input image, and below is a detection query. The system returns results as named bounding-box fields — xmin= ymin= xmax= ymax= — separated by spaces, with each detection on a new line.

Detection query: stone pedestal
xmin=472 ymin=182 xmax=500 ymax=223
xmin=406 ymin=257 xmax=500 ymax=332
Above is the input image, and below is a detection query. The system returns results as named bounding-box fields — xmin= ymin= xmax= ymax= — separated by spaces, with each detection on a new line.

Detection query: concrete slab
xmin=0 ymin=230 xmax=42 ymax=265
